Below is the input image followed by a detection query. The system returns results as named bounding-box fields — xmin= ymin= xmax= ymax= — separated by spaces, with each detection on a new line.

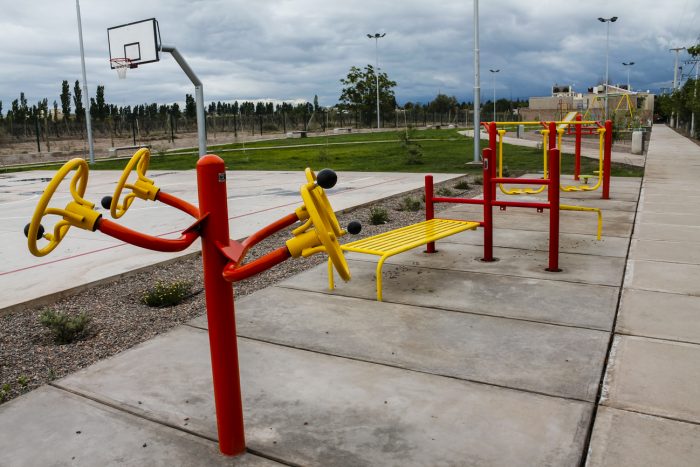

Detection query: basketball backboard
xmin=108 ymin=18 xmax=160 ymax=68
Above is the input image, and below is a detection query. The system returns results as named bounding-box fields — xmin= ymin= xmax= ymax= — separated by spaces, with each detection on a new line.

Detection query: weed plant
xmin=39 ymin=310 xmax=91 ymax=345
xmin=141 ymin=280 xmax=193 ymax=308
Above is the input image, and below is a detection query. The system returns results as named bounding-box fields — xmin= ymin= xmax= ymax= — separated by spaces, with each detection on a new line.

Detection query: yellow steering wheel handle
xmin=108 ymin=148 xmax=160 ymax=219
xmin=286 ymin=168 xmax=350 ymax=281
xmin=26 ymin=158 xmax=101 ymax=257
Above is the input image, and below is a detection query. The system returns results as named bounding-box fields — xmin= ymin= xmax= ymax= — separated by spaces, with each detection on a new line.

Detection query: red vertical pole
xmin=547 ymin=148 xmax=561 ymax=272
xmin=488 ymin=122 xmax=497 ymax=199
xmin=425 ymin=175 xmax=435 ymax=253
xmin=548 ymin=121 xmax=557 ymax=203
xmin=482 ymin=148 xmax=494 ymax=262
xmin=196 ymin=155 xmax=246 ymax=456
xmin=574 ymin=114 xmax=582 ymax=180
xmin=602 ymin=119 xmax=612 ymax=199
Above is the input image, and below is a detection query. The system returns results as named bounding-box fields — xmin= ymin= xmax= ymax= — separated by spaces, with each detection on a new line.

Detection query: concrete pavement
xmin=2 ymin=125 xmax=700 ymax=465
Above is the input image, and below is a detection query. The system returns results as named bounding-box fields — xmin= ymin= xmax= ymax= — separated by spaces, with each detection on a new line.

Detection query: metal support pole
xmin=548 ymin=122 xmax=557 ymax=203
xmin=75 ymin=0 xmax=95 ymax=164
xmin=488 ymin=121 xmax=497 ymax=199
xmin=575 ymin=114 xmax=582 ymax=180
xmin=692 ymin=60 xmax=699 ymax=137
xmin=162 ymin=45 xmax=207 ymax=157
xmin=425 ymin=175 xmax=435 ymax=253
xmin=602 ymin=119 xmax=612 ymax=199
xmin=604 ymin=21 xmax=610 ymax=120
xmin=196 ymin=155 xmax=246 ymax=456
xmin=473 ymin=0 xmax=481 ymax=163
xmin=547 ymin=147 xmax=561 ymax=272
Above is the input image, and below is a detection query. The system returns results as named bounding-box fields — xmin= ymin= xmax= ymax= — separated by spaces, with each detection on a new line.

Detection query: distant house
xmin=519 ymin=84 xmax=654 ymax=125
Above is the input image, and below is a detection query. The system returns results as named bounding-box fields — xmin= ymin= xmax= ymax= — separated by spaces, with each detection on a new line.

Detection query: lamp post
xmin=367 ymin=33 xmax=386 ymax=130
xmin=622 ymin=61 xmax=635 ymax=90
xmin=489 ymin=69 xmax=500 ymax=121
xmin=598 ymin=16 xmax=618 ymax=120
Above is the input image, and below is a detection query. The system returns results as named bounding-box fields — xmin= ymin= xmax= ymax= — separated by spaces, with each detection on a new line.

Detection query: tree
xmin=428 ymin=93 xmax=458 ymax=113
xmin=0 ymin=100 xmax=3 ymax=120
xmin=339 ymin=64 xmax=397 ymax=126
xmin=73 ymin=80 xmax=85 ymax=122
xmin=60 ymin=80 xmax=71 ymax=119
xmin=313 ymin=94 xmax=319 ymax=111
xmin=185 ymin=94 xmax=196 ymax=119
xmin=94 ymin=85 xmax=107 ymax=120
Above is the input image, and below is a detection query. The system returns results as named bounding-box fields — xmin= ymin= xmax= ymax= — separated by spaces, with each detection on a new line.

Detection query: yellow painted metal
xmin=497 ymin=129 xmax=546 ymax=195
xmin=560 ymin=128 xmax=606 ymax=192
xmin=328 ymin=218 xmax=479 ymax=301
xmin=560 ymin=204 xmax=603 ymax=240
xmin=491 ymin=121 xmax=599 ymax=126
xmin=27 ymin=158 xmax=100 ymax=257
xmin=109 ymin=148 xmax=160 ymax=219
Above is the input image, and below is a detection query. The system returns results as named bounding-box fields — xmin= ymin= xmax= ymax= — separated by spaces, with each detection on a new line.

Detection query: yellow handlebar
xmin=109 ymin=148 xmax=160 ymax=219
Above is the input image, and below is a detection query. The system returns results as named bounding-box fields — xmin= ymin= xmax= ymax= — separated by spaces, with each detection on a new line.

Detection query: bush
xmin=473 ymin=176 xmax=483 ymax=185
xmin=397 ymin=196 xmax=421 ymax=212
xmin=369 ymin=207 xmax=389 ymax=225
xmin=39 ymin=310 xmax=91 ymax=345
xmin=502 ymin=166 xmax=511 ymax=177
xmin=454 ymin=180 xmax=470 ymax=190
xmin=436 ymin=187 xmax=455 ymax=197
xmin=141 ymin=280 xmax=193 ymax=307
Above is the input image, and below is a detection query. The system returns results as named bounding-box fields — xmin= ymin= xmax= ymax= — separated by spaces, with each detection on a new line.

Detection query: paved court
xmin=0 ymin=170 xmax=456 ymax=312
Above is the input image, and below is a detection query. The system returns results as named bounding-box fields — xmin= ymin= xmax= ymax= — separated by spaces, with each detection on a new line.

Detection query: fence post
xmin=574 ymin=114 xmax=582 ymax=180
xmin=196 ymin=155 xmax=246 ymax=456
xmin=602 ymin=119 xmax=612 ymax=199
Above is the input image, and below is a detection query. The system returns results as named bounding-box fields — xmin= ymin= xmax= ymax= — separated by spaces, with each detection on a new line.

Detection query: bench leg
xmin=376 ymin=256 xmax=388 ymax=301
xmin=328 ymin=258 xmax=335 ymax=290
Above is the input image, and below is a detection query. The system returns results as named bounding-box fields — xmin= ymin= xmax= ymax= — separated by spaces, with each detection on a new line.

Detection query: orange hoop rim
xmin=110 ymin=57 xmax=134 ymax=69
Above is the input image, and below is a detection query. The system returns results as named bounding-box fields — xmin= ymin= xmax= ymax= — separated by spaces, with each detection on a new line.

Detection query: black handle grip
xmin=24 ymin=223 xmax=45 ymax=240
xmin=347 ymin=221 xmax=362 ymax=235
xmin=316 ymin=169 xmax=337 ymax=189
xmin=101 ymin=196 xmax=113 ymax=210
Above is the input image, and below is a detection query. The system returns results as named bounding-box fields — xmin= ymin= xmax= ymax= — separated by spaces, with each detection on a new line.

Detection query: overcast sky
xmin=0 ymin=0 xmax=698 ymax=110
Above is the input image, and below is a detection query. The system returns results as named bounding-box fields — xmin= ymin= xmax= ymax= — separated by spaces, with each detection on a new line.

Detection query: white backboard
xmin=108 ymin=18 xmax=160 ymax=67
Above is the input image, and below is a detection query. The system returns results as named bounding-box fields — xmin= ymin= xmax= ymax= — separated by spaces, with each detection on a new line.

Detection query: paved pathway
xmin=1 ymin=126 xmax=698 ymax=465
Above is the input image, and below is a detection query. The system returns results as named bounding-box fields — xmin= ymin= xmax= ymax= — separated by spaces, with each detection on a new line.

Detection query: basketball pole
xmin=75 ymin=0 xmax=95 ymax=164
xmin=161 ymin=45 xmax=207 ymax=157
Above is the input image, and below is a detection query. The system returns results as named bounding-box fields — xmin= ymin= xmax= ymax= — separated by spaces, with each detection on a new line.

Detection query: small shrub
xmin=454 ymin=180 xmax=470 ymax=190
xmin=397 ymin=196 xmax=421 ymax=212
xmin=473 ymin=176 xmax=483 ymax=185
xmin=502 ymin=166 xmax=511 ymax=177
xmin=0 ymin=383 xmax=10 ymax=402
xmin=17 ymin=376 xmax=28 ymax=388
xmin=369 ymin=207 xmax=389 ymax=225
xmin=436 ymin=187 xmax=455 ymax=197
xmin=39 ymin=310 xmax=91 ymax=345
xmin=141 ymin=280 xmax=193 ymax=307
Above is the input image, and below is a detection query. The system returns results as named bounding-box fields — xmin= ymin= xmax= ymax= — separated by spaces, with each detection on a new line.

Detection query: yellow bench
xmin=328 ymin=218 xmax=480 ymax=301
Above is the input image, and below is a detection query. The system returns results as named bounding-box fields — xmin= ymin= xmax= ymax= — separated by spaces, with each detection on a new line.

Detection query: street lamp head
xmin=367 ymin=34 xmax=373 ymax=38
xmin=489 ymin=69 xmax=500 ymax=73
xmin=367 ymin=33 xmax=385 ymax=39
xmin=379 ymin=33 xmax=386 ymax=38
xmin=598 ymin=17 xmax=605 ymax=22
xmin=610 ymin=16 xmax=618 ymax=22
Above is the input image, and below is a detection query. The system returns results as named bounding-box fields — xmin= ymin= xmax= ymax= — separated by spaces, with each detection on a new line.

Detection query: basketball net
xmin=110 ymin=58 xmax=133 ymax=80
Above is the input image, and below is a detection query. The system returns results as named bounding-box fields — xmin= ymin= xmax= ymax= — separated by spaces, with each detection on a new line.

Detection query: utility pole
xmin=670 ymin=47 xmax=686 ymax=128
xmin=76 ymin=0 xmax=95 ymax=164
xmin=598 ymin=17 xmax=618 ymax=120
xmin=472 ymin=0 xmax=481 ymax=164
xmin=367 ymin=33 xmax=386 ymax=130
xmin=622 ymin=61 xmax=635 ymax=90
xmin=686 ymin=58 xmax=699 ymax=137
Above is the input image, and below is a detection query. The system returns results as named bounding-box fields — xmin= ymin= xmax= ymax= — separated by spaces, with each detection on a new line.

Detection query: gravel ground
xmin=0 ymin=175 xmax=480 ymax=405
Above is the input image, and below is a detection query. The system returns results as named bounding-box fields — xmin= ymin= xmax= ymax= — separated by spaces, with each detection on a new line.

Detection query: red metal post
xmin=488 ymin=122 xmax=497 ymax=199
xmin=425 ymin=175 xmax=435 ymax=253
xmin=602 ymin=119 xmax=612 ymax=199
xmin=548 ymin=121 xmax=557 ymax=203
xmin=482 ymin=148 xmax=494 ymax=262
xmin=574 ymin=114 xmax=582 ymax=180
xmin=196 ymin=155 xmax=246 ymax=456
xmin=547 ymin=148 xmax=561 ymax=272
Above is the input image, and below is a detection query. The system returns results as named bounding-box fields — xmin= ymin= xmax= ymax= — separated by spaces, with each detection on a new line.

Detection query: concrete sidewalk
xmin=0 ymin=170 xmax=456 ymax=313
xmin=2 ymin=125 xmax=699 ymax=465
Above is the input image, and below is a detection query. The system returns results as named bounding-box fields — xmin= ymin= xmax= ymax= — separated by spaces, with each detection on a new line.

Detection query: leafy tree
xmin=185 ymin=94 xmax=196 ymax=119
xmin=171 ymin=102 xmax=182 ymax=119
xmin=339 ymin=64 xmax=397 ymax=126
xmin=94 ymin=85 xmax=107 ymax=120
xmin=313 ymin=94 xmax=319 ymax=111
xmin=60 ymin=80 xmax=71 ymax=119
xmin=428 ymin=94 xmax=458 ymax=113
xmin=0 ymin=100 xmax=3 ymax=119
xmin=73 ymin=80 xmax=84 ymax=122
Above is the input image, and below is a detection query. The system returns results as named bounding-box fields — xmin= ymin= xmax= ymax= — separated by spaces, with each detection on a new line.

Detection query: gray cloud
xmin=0 ymin=0 xmax=698 ymax=110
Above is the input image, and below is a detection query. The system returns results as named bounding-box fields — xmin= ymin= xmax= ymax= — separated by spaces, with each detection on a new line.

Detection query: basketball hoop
xmin=110 ymin=58 xmax=133 ymax=79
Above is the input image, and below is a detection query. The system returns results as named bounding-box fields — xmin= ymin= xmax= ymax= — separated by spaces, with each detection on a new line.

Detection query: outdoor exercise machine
xmin=483 ymin=117 xmax=613 ymax=196
xmin=329 ymin=131 xmax=565 ymax=302
xmin=24 ymin=148 xmax=360 ymax=456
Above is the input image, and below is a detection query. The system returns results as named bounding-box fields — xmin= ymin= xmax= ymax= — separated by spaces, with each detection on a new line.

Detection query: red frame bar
xmin=432 ymin=197 xmax=483 ymax=205
xmin=97 ymin=219 xmax=199 ymax=252
xmin=425 ymin=175 xmax=436 ymax=253
xmin=157 ymin=191 xmax=200 ymax=218
xmin=482 ymin=147 xmax=494 ymax=261
xmin=196 ymin=155 xmax=246 ymax=456
xmin=547 ymin=147 xmax=561 ymax=271
xmin=491 ymin=178 xmax=549 ymax=185
xmin=602 ymin=119 xmax=612 ymax=199
xmin=493 ymin=200 xmax=551 ymax=209
xmin=223 ymin=246 xmax=291 ymax=282
xmin=488 ymin=121 xmax=497 ymax=199
xmin=574 ymin=114 xmax=582 ymax=180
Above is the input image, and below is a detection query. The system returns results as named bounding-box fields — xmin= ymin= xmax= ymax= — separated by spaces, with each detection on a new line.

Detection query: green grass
xmin=7 ymin=128 xmax=643 ymax=178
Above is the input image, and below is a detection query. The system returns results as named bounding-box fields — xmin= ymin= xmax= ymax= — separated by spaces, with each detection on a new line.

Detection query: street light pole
xmin=367 ymin=33 xmax=386 ymax=130
xmin=76 ymin=0 xmax=95 ymax=164
xmin=472 ymin=0 xmax=481 ymax=164
xmin=598 ymin=16 xmax=618 ymax=120
xmin=489 ymin=69 xmax=500 ymax=121
xmin=622 ymin=61 xmax=635 ymax=90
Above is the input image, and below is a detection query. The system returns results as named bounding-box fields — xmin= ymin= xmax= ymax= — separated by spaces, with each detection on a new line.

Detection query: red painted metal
xmin=547 ymin=148 xmax=561 ymax=272
xmin=97 ymin=218 xmax=199 ymax=252
xmin=602 ymin=119 xmax=612 ymax=199
xmin=548 ymin=121 xmax=557 ymax=204
xmin=156 ymin=191 xmax=200 ymax=218
xmin=425 ymin=175 xmax=435 ymax=253
xmin=196 ymin=155 xmax=246 ymax=456
xmin=432 ymin=197 xmax=483 ymax=205
xmin=574 ymin=114 xmax=582 ymax=180
xmin=493 ymin=200 xmax=551 ymax=209
xmin=491 ymin=177 xmax=550 ymax=185
xmin=223 ymin=246 xmax=291 ymax=282
xmin=482 ymin=147 xmax=494 ymax=262
xmin=488 ymin=122 xmax=497 ymax=199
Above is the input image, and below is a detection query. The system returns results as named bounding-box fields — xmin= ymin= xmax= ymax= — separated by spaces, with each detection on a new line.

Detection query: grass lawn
xmin=9 ymin=128 xmax=644 ymax=178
